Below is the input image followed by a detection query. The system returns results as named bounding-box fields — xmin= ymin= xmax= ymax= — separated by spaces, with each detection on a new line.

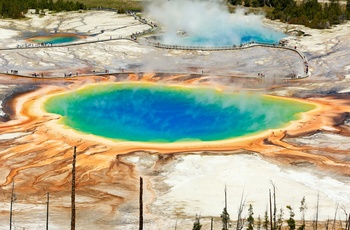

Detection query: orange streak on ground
xmin=141 ymin=73 xmax=156 ymax=81
xmin=183 ymin=77 xmax=202 ymax=84
xmin=128 ymin=73 xmax=139 ymax=81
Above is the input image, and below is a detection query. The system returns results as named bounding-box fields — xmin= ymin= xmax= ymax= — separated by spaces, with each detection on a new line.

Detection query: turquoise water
xmin=44 ymin=83 xmax=314 ymax=142
xmin=30 ymin=35 xmax=80 ymax=44
xmin=179 ymin=27 xmax=285 ymax=46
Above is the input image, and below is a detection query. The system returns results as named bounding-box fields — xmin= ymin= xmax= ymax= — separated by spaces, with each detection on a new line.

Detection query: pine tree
xmin=221 ymin=208 xmax=230 ymax=230
xmin=0 ymin=0 xmax=85 ymax=19
xmin=266 ymin=0 xmax=348 ymax=28
xmin=221 ymin=185 xmax=230 ymax=230
xmin=298 ymin=197 xmax=307 ymax=230
xmin=258 ymin=0 xmax=265 ymax=7
xmin=277 ymin=208 xmax=284 ymax=230
xmin=286 ymin=205 xmax=296 ymax=230
xmin=192 ymin=215 xmax=202 ymax=230
xmin=247 ymin=204 xmax=254 ymax=230
xmin=252 ymin=0 xmax=260 ymax=7
xmin=263 ymin=210 xmax=269 ymax=230
xmin=257 ymin=215 xmax=262 ymax=230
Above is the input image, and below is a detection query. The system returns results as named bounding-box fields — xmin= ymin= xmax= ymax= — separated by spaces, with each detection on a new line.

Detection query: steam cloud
xmin=145 ymin=0 xmax=285 ymax=46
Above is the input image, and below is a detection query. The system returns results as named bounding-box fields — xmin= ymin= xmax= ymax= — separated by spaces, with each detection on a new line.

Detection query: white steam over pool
xmin=145 ymin=0 xmax=285 ymax=46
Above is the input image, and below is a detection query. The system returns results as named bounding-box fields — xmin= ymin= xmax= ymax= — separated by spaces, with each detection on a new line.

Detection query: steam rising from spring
xmin=145 ymin=0 xmax=285 ymax=46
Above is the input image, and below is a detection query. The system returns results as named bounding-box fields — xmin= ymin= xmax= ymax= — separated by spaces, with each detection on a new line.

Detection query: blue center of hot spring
xmin=44 ymin=83 xmax=314 ymax=142
xmin=30 ymin=35 xmax=80 ymax=44
xmin=162 ymin=26 xmax=285 ymax=46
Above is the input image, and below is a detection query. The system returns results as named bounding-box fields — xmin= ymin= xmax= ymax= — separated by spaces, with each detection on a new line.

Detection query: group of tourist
xmin=7 ymin=70 xmax=18 ymax=74
xmin=31 ymin=72 xmax=44 ymax=77
xmin=126 ymin=10 xmax=157 ymax=41
xmin=304 ymin=61 xmax=309 ymax=75
xmin=64 ymin=72 xmax=77 ymax=77
xmin=16 ymin=42 xmax=53 ymax=49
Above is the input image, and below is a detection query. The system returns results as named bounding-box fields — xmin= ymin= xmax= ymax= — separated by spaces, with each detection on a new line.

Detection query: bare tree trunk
xmin=211 ymin=217 xmax=213 ymax=230
xmin=301 ymin=197 xmax=306 ymax=228
xmin=139 ymin=177 xmax=143 ymax=230
xmin=236 ymin=191 xmax=245 ymax=230
xmin=46 ymin=192 xmax=49 ymax=230
xmin=332 ymin=202 xmax=339 ymax=230
xmin=71 ymin=146 xmax=77 ymax=230
xmin=347 ymin=213 xmax=350 ymax=230
xmin=9 ymin=181 xmax=14 ymax=230
xmin=269 ymin=189 xmax=273 ymax=230
xmin=315 ymin=192 xmax=319 ymax=230
xmin=225 ymin=185 xmax=228 ymax=230
xmin=325 ymin=219 xmax=330 ymax=230
xmin=272 ymin=183 xmax=276 ymax=230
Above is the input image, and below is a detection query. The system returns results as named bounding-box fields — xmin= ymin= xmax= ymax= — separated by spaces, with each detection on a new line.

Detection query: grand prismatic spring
xmin=0 ymin=2 xmax=350 ymax=229
xmin=44 ymin=83 xmax=314 ymax=142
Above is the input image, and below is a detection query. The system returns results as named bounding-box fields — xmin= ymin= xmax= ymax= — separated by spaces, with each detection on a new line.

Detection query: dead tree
xmin=332 ymin=202 xmax=339 ymax=230
xmin=9 ymin=181 xmax=15 ymax=230
xmin=236 ymin=191 xmax=246 ymax=230
xmin=314 ymin=192 xmax=320 ymax=230
xmin=344 ymin=206 xmax=350 ymax=230
xmin=267 ymin=181 xmax=278 ymax=230
xmin=46 ymin=192 xmax=50 ymax=230
xmin=221 ymin=185 xmax=230 ymax=230
xmin=71 ymin=146 xmax=77 ymax=230
xmin=225 ymin=185 xmax=228 ymax=229
xmin=269 ymin=189 xmax=273 ymax=230
xmin=272 ymin=182 xmax=277 ymax=230
xmin=325 ymin=219 xmax=330 ymax=230
xmin=139 ymin=177 xmax=143 ymax=230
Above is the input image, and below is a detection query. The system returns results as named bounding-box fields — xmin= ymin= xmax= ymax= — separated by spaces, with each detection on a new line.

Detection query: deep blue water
xmin=44 ymin=83 xmax=314 ymax=142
